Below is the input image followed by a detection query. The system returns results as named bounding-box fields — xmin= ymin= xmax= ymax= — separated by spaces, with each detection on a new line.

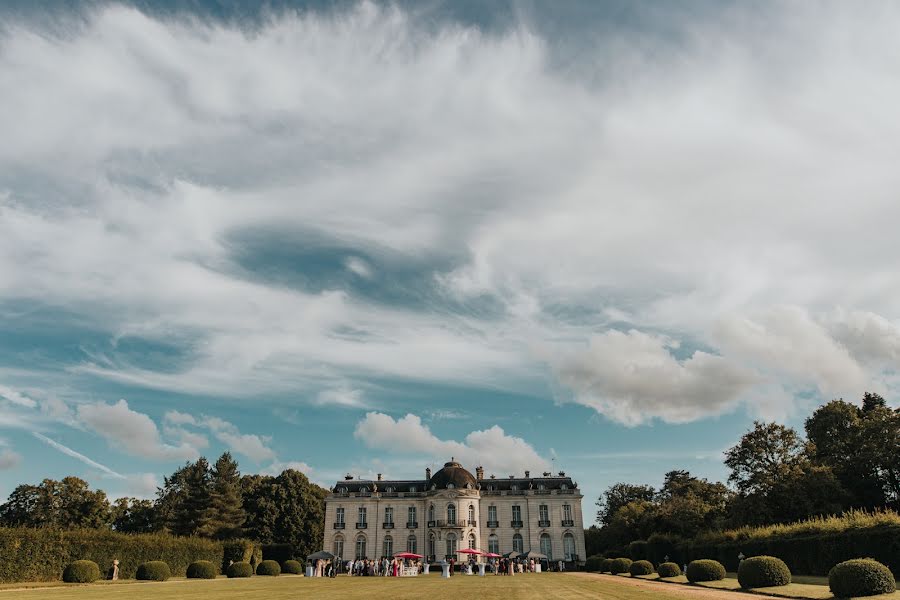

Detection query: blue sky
xmin=2 ymin=0 xmax=900 ymax=522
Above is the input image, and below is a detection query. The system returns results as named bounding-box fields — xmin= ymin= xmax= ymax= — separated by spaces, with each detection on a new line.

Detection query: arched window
xmin=468 ymin=504 xmax=475 ymax=524
xmin=383 ymin=535 xmax=393 ymax=558
xmin=512 ymin=533 xmax=524 ymax=553
xmin=468 ymin=533 xmax=476 ymax=549
xmin=407 ymin=534 xmax=417 ymax=554
xmin=488 ymin=534 xmax=499 ymax=555
xmin=563 ymin=533 xmax=576 ymax=561
xmin=333 ymin=535 xmax=344 ymax=559
xmin=446 ymin=533 xmax=457 ymax=558
xmin=428 ymin=504 xmax=435 ymax=522
xmin=356 ymin=534 xmax=367 ymax=559
xmin=428 ymin=533 xmax=436 ymax=559
xmin=447 ymin=503 xmax=456 ymax=523
xmin=540 ymin=533 xmax=552 ymax=560
xmin=447 ymin=482 xmax=455 ymax=489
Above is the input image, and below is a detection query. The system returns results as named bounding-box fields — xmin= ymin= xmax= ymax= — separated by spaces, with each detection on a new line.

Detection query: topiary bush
xmin=829 ymin=558 xmax=896 ymax=598
xmin=658 ymin=562 xmax=682 ymax=578
xmin=282 ymin=560 xmax=303 ymax=575
xmin=628 ymin=540 xmax=649 ymax=561
xmin=738 ymin=555 xmax=791 ymax=589
xmin=226 ymin=561 xmax=253 ymax=578
xmin=186 ymin=560 xmax=217 ymax=579
xmin=62 ymin=560 xmax=100 ymax=583
xmin=629 ymin=560 xmax=654 ymax=576
xmin=610 ymin=558 xmax=633 ymax=575
xmin=256 ymin=560 xmax=281 ymax=576
xmin=584 ymin=556 xmax=603 ymax=572
xmin=687 ymin=559 xmax=726 ymax=582
xmin=135 ymin=561 xmax=171 ymax=581
xmin=600 ymin=558 xmax=613 ymax=573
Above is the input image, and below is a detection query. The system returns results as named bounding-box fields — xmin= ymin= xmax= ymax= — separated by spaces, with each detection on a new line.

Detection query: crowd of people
xmin=344 ymin=557 xmax=421 ymax=576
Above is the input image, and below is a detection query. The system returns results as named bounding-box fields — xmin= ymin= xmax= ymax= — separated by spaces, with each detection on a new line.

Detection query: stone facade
xmin=323 ymin=459 xmax=586 ymax=565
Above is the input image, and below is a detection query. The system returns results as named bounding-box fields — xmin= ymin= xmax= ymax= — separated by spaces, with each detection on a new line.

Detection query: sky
xmin=2 ymin=0 xmax=900 ymax=523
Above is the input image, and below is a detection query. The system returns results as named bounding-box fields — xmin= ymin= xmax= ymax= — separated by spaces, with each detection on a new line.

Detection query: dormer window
xmin=386 ymin=486 xmax=394 ymax=493
xmin=409 ymin=486 xmax=416 ymax=493
xmin=447 ymin=483 xmax=455 ymax=489
xmin=511 ymin=484 xmax=518 ymax=491
xmin=360 ymin=486 xmax=368 ymax=494
xmin=538 ymin=484 xmax=546 ymax=491
xmin=340 ymin=487 xmax=348 ymax=494
xmin=561 ymin=484 xmax=568 ymax=490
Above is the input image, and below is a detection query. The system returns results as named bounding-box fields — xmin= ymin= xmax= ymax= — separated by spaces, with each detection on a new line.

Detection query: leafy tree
xmin=724 ymin=421 xmax=805 ymax=496
xmin=0 ymin=477 xmax=109 ymax=528
xmin=596 ymin=483 xmax=655 ymax=525
xmin=111 ymin=497 xmax=158 ymax=533
xmin=200 ymin=452 xmax=245 ymax=539
xmin=653 ymin=470 xmax=731 ymax=537
xmin=605 ymin=499 xmax=656 ymax=547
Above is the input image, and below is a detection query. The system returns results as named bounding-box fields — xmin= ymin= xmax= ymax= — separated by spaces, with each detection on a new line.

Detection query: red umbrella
xmin=393 ymin=552 xmax=424 ymax=559
xmin=483 ymin=553 xmax=501 ymax=558
xmin=457 ymin=548 xmax=484 ymax=555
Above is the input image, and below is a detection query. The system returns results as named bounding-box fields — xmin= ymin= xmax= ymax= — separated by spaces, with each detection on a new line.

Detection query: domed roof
xmin=429 ymin=459 xmax=477 ymax=490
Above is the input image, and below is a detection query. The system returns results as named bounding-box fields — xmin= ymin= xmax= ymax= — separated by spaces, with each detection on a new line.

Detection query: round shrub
xmin=629 ymin=560 xmax=654 ymax=576
xmin=738 ymin=556 xmax=791 ymax=589
xmin=256 ymin=560 xmax=281 ymax=576
xmin=610 ymin=558 xmax=633 ymax=575
xmin=227 ymin=561 xmax=253 ymax=578
xmin=186 ymin=560 xmax=217 ymax=579
xmin=658 ymin=562 xmax=682 ymax=578
xmin=63 ymin=560 xmax=100 ymax=584
xmin=136 ymin=561 xmax=171 ymax=582
xmin=600 ymin=558 xmax=613 ymax=573
xmin=829 ymin=558 xmax=896 ymax=598
xmin=584 ymin=556 xmax=604 ymax=572
xmin=687 ymin=559 xmax=726 ymax=583
xmin=282 ymin=560 xmax=303 ymax=575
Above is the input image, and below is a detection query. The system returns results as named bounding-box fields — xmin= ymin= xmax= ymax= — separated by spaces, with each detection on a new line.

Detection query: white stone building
xmin=323 ymin=459 xmax=586 ymax=566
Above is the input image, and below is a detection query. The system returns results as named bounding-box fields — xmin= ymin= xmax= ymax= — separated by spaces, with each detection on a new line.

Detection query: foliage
xmin=584 ymin=556 xmax=603 ymax=572
xmin=609 ymin=558 xmax=632 ymax=575
xmin=627 ymin=540 xmax=648 ymax=560
xmin=737 ymin=555 xmax=791 ymax=588
xmin=584 ymin=526 xmax=605 ymax=558
xmin=223 ymin=539 xmax=262 ymax=573
xmin=110 ymin=498 xmax=158 ymax=534
xmin=62 ymin=560 xmax=100 ymax=583
xmin=186 ymin=560 xmax=217 ymax=579
xmin=0 ymin=477 xmax=110 ymax=529
xmin=226 ymin=561 xmax=253 ymax=578
xmin=0 ymin=527 xmax=222 ymax=582
xmin=657 ymin=562 xmax=681 ymax=578
xmin=158 ymin=458 xmax=212 ymax=537
xmin=199 ymin=453 xmax=245 ymax=540
xmin=282 ymin=559 xmax=303 ymax=574
xmin=828 ymin=559 xmax=896 ymax=598
xmin=686 ymin=559 xmax=725 ymax=582
xmin=596 ymin=484 xmax=655 ymax=526
xmin=256 ymin=559 xmax=281 ymax=576
xmin=646 ymin=533 xmax=683 ymax=566
xmin=628 ymin=560 xmax=654 ymax=576
xmin=262 ymin=543 xmax=293 ymax=565
xmin=135 ymin=561 xmax=171 ymax=581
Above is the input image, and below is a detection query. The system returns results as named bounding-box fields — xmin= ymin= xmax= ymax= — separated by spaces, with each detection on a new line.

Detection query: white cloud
xmin=32 ymin=432 xmax=125 ymax=479
xmin=260 ymin=460 xmax=314 ymax=476
xmin=204 ymin=416 xmax=276 ymax=463
xmin=0 ymin=449 xmax=21 ymax=470
xmin=0 ymin=384 xmax=37 ymax=409
xmin=314 ymin=386 xmax=368 ymax=409
xmin=344 ymin=256 xmax=373 ymax=279
xmin=354 ymin=412 xmax=549 ymax=476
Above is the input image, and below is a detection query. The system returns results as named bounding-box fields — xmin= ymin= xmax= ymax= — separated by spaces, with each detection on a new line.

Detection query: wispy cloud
xmin=32 ymin=432 xmax=125 ymax=479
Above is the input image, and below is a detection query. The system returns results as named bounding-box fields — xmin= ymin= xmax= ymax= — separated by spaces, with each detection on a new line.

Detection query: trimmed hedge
xmin=658 ymin=562 xmax=682 ymax=578
xmin=829 ymin=559 xmax=896 ymax=598
xmin=282 ymin=560 xmax=303 ymax=575
xmin=610 ymin=558 xmax=633 ymax=575
xmin=629 ymin=560 xmax=654 ymax=576
xmin=738 ymin=555 xmax=791 ymax=589
xmin=226 ymin=561 xmax=253 ymax=578
xmin=687 ymin=559 xmax=726 ymax=582
xmin=256 ymin=560 xmax=281 ymax=576
xmin=600 ymin=558 xmax=613 ymax=573
xmin=135 ymin=561 xmax=171 ymax=581
xmin=223 ymin=540 xmax=262 ymax=574
xmin=0 ymin=528 xmax=223 ymax=583
xmin=584 ymin=556 xmax=603 ymax=572
xmin=186 ymin=560 xmax=217 ymax=579
xmin=647 ymin=533 xmax=684 ymax=566
xmin=262 ymin=543 xmax=293 ymax=565
xmin=627 ymin=540 xmax=649 ymax=561
xmin=62 ymin=560 xmax=100 ymax=583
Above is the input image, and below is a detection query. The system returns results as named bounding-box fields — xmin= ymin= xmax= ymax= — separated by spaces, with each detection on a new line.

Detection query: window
xmin=336 ymin=507 xmax=345 ymax=524
xmin=409 ymin=486 xmax=417 ymax=493
xmin=563 ymin=504 xmax=572 ymax=522
xmin=512 ymin=533 xmax=523 ymax=553
xmin=356 ymin=535 xmax=367 ymax=559
xmin=540 ymin=533 xmax=552 ymax=560
xmin=407 ymin=535 xmax=417 ymax=554
xmin=358 ymin=507 xmax=367 ymax=524
xmin=339 ymin=486 xmax=348 ymax=494
xmin=428 ymin=504 xmax=435 ymax=522
xmin=383 ymin=535 xmax=393 ymax=558
xmin=334 ymin=535 xmax=344 ymax=558
xmin=488 ymin=505 xmax=497 ymax=522
xmin=446 ymin=533 xmax=457 ymax=558
xmin=447 ymin=482 xmax=455 ymax=489
xmin=539 ymin=504 xmax=549 ymax=522
xmin=512 ymin=505 xmax=521 ymax=522
xmin=511 ymin=484 xmax=519 ymax=491
xmin=360 ymin=486 xmax=368 ymax=494
xmin=386 ymin=486 xmax=394 ymax=493
xmin=538 ymin=483 xmax=546 ymax=491
xmin=385 ymin=507 xmax=394 ymax=524
xmin=561 ymin=484 xmax=568 ymax=490
xmin=563 ymin=533 xmax=576 ymax=561
xmin=468 ymin=533 xmax=476 ymax=549
xmin=468 ymin=505 xmax=475 ymax=523
xmin=408 ymin=506 xmax=416 ymax=524
xmin=488 ymin=534 xmax=499 ymax=555
xmin=447 ymin=503 xmax=456 ymax=523
xmin=428 ymin=533 xmax=435 ymax=558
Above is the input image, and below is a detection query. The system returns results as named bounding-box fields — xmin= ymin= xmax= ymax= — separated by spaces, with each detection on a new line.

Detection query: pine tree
xmin=201 ymin=452 xmax=246 ymax=539
xmin=165 ymin=457 xmax=211 ymax=537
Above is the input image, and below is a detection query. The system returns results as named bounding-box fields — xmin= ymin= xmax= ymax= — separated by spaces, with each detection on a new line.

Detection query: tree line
xmin=0 ymin=452 xmax=328 ymax=557
xmin=587 ymin=392 xmax=900 ymax=556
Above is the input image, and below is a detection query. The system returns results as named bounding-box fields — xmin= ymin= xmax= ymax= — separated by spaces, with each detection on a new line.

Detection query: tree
xmin=653 ymin=470 xmax=731 ymax=537
xmin=724 ymin=421 xmax=805 ymax=496
xmin=596 ymin=483 xmax=656 ymax=526
xmin=0 ymin=477 xmax=109 ymax=528
xmin=158 ymin=457 xmax=212 ymax=537
xmin=200 ymin=452 xmax=245 ymax=539
xmin=111 ymin=498 xmax=158 ymax=533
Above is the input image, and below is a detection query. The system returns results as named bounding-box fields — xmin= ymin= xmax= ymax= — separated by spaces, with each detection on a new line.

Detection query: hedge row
xmin=0 ymin=528 xmax=223 ymax=583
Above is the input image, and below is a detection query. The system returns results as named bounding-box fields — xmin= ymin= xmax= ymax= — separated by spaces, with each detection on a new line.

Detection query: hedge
xmin=610 ymin=558 xmax=632 ymax=575
xmin=0 ymin=528 xmax=223 ymax=583
xmin=256 ymin=560 xmax=281 ymax=576
xmin=62 ymin=560 xmax=100 ymax=583
xmin=584 ymin=556 xmax=603 ymax=572
xmin=658 ymin=562 xmax=682 ymax=578
xmin=186 ymin=560 xmax=218 ymax=579
xmin=687 ymin=559 xmax=726 ymax=582
xmin=738 ymin=556 xmax=791 ymax=588
xmin=627 ymin=540 xmax=649 ymax=561
xmin=829 ymin=559 xmax=896 ymax=598
xmin=282 ymin=560 xmax=303 ymax=575
xmin=135 ymin=561 xmax=171 ymax=581
xmin=227 ymin=561 xmax=253 ymax=578
xmin=600 ymin=558 xmax=613 ymax=573
xmin=223 ymin=540 xmax=262 ymax=574
xmin=262 ymin=543 xmax=293 ymax=565
xmin=629 ymin=560 xmax=654 ymax=576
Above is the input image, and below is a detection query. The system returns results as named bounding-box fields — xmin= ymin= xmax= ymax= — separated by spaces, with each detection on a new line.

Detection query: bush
xmin=135 ymin=561 xmax=171 ymax=581
xmin=600 ymin=558 xmax=613 ymax=573
xmin=62 ymin=560 xmax=100 ymax=584
xmin=256 ymin=560 xmax=281 ymax=576
xmin=584 ymin=556 xmax=604 ymax=572
xmin=647 ymin=533 xmax=683 ymax=566
xmin=262 ymin=544 xmax=293 ymax=565
xmin=829 ymin=559 xmax=896 ymax=598
xmin=226 ymin=561 xmax=253 ymax=578
xmin=629 ymin=560 xmax=654 ymax=576
xmin=186 ymin=560 xmax=217 ymax=579
xmin=738 ymin=556 xmax=791 ymax=589
xmin=658 ymin=562 xmax=682 ymax=578
xmin=610 ymin=558 xmax=633 ymax=575
xmin=687 ymin=559 xmax=726 ymax=582
xmin=628 ymin=540 xmax=649 ymax=561
xmin=282 ymin=560 xmax=303 ymax=575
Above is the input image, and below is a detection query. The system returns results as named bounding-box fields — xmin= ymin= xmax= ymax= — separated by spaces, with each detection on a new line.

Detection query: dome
xmin=429 ymin=459 xmax=477 ymax=490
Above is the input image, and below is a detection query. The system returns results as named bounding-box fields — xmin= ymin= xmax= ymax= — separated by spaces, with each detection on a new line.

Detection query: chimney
xmin=345 ymin=474 xmax=354 ymax=480
xmin=475 ymin=466 xmax=484 ymax=480
xmin=377 ymin=473 xmax=382 ymax=481
xmin=525 ymin=470 xmax=530 ymax=478
xmin=558 ymin=471 xmax=565 ymax=477
xmin=426 ymin=467 xmax=432 ymax=479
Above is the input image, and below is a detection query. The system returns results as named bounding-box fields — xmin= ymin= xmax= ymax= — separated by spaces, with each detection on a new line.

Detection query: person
xmin=558 ymin=560 xmax=564 ymax=572
xmin=449 ymin=556 xmax=455 ymax=576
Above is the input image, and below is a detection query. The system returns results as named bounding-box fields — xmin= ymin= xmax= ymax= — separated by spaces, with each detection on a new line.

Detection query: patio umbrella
xmin=457 ymin=548 xmax=483 ymax=556
xmin=522 ymin=551 xmax=547 ymax=559
xmin=393 ymin=552 xmax=424 ymax=559
xmin=307 ymin=550 xmax=335 ymax=561
xmin=483 ymin=553 xmax=502 ymax=558
xmin=502 ymin=551 xmax=521 ymax=559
